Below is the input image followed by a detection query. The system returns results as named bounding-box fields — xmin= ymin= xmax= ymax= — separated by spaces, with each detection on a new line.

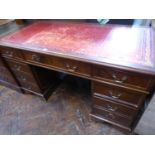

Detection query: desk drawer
xmin=92 ymin=65 xmax=154 ymax=91
xmin=5 ymin=59 xmax=32 ymax=74
xmin=24 ymin=52 xmax=91 ymax=77
xmin=3 ymin=58 xmax=40 ymax=92
xmin=92 ymin=107 xmax=133 ymax=127
xmin=93 ymin=96 xmax=138 ymax=119
xmin=24 ymin=52 xmax=51 ymax=66
xmin=0 ymin=47 xmax=24 ymax=60
xmin=92 ymin=81 xmax=146 ymax=108
xmin=13 ymin=71 xmax=37 ymax=84
xmin=52 ymin=57 xmax=91 ymax=77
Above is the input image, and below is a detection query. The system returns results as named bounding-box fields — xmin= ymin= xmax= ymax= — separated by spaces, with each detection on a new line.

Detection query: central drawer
xmin=52 ymin=57 xmax=91 ymax=77
xmin=92 ymin=81 xmax=146 ymax=108
xmin=23 ymin=51 xmax=91 ymax=77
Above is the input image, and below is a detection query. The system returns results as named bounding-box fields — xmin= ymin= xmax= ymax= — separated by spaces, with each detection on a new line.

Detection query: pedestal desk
xmin=0 ymin=21 xmax=155 ymax=132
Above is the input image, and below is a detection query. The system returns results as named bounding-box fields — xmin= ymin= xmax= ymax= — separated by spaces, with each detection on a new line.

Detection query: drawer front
xmin=93 ymin=96 xmax=138 ymax=119
xmin=92 ymin=65 xmax=154 ymax=91
xmin=13 ymin=71 xmax=37 ymax=85
xmin=24 ymin=52 xmax=51 ymax=66
xmin=24 ymin=52 xmax=91 ymax=77
xmin=1 ymin=58 xmax=40 ymax=92
xmin=92 ymin=82 xmax=146 ymax=108
xmin=52 ymin=57 xmax=91 ymax=77
xmin=92 ymin=107 xmax=133 ymax=127
xmin=5 ymin=59 xmax=32 ymax=74
xmin=0 ymin=47 xmax=24 ymax=60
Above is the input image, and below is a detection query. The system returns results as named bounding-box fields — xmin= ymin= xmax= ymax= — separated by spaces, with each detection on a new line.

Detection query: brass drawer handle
xmin=112 ymin=74 xmax=128 ymax=83
xmin=13 ymin=64 xmax=21 ymax=71
xmin=65 ymin=63 xmax=78 ymax=72
xmin=31 ymin=54 xmax=41 ymax=62
xmin=5 ymin=51 xmax=13 ymax=57
xmin=109 ymin=91 xmax=122 ymax=99
xmin=106 ymin=105 xmax=118 ymax=112
xmin=106 ymin=113 xmax=115 ymax=119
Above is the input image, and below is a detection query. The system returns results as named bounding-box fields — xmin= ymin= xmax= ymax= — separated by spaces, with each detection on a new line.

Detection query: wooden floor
xmin=0 ymin=76 xmax=126 ymax=135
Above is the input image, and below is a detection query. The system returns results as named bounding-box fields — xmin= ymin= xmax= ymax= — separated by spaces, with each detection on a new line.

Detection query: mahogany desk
xmin=0 ymin=21 xmax=155 ymax=132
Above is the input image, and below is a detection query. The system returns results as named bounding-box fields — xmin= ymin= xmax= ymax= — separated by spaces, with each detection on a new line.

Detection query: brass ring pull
xmin=66 ymin=64 xmax=70 ymax=69
xmin=112 ymin=74 xmax=128 ymax=83
xmin=107 ymin=105 xmax=117 ymax=112
xmin=5 ymin=51 xmax=13 ymax=56
xmin=65 ymin=63 xmax=78 ymax=72
xmin=14 ymin=65 xmax=21 ymax=71
xmin=109 ymin=91 xmax=122 ymax=99
xmin=32 ymin=54 xmax=40 ymax=62
xmin=20 ymin=76 xmax=26 ymax=81
xmin=106 ymin=113 xmax=115 ymax=119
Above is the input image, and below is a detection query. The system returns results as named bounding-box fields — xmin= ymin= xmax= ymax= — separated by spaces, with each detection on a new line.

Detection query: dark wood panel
xmin=3 ymin=56 xmax=61 ymax=100
xmin=52 ymin=56 xmax=91 ymax=77
xmin=3 ymin=58 xmax=41 ymax=93
xmin=91 ymin=107 xmax=133 ymax=127
xmin=5 ymin=58 xmax=32 ymax=74
xmin=0 ymin=47 xmax=24 ymax=60
xmin=92 ymin=81 xmax=146 ymax=108
xmin=92 ymin=96 xmax=138 ymax=119
xmin=24 ymin=51 xmax=91 ymax=77
xmin=12 ymin=71 xmax=37 ymax=84
xmin=92 ymin=65 xmax=155 ymax=91
xmin=23 ymin=51 xmax=52 ymax=66
xmin=0 ymin=56 xmax=20 ymax=87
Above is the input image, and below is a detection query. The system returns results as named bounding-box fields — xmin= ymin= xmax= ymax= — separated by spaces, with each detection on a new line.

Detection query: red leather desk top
xmin=0 ymin=21 xmax=154 ymax=73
